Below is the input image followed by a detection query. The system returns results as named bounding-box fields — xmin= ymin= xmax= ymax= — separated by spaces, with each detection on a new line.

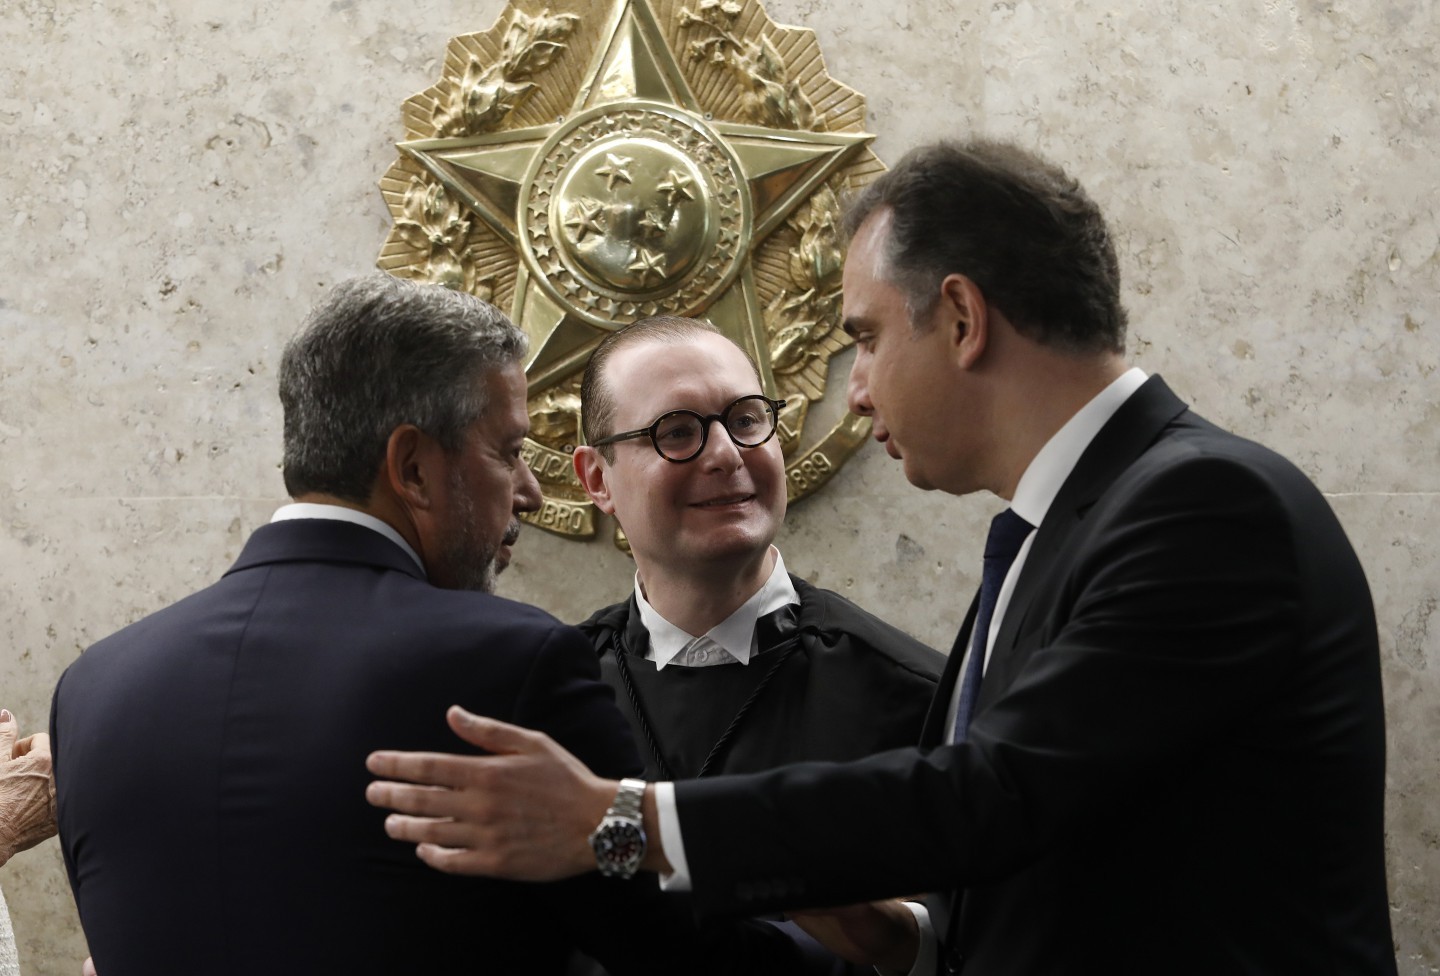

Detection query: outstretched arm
xmin=366 ymin=704 xmax=673 ymax=880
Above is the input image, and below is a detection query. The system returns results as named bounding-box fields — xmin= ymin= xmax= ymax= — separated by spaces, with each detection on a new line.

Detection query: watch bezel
xmin=589 ymin=814 xmax=647 ymax=878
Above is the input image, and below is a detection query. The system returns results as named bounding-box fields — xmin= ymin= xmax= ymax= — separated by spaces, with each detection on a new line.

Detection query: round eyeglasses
xmin=591 ymin=394 xmax=787 ymax=463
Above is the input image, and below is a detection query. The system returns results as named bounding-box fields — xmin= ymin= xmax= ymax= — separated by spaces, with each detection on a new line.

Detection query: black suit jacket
xmin=674 ymin=377 xmax=1397 ymax=975
xmin=51 ymin=519 xmax=792 ymax=975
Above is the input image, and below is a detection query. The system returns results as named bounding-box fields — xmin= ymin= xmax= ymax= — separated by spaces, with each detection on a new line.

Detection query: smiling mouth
xmin=694 ymin=493 xmax=755 ymax=508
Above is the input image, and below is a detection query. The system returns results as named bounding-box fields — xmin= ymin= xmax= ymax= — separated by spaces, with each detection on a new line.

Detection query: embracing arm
xmin=366 ymin=704 xmax=672 ymax=879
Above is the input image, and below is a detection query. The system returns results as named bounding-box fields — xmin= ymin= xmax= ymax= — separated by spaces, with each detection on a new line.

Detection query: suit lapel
xmin=920 ymin=590 xmax=981 ymax=747
xmin=983 ymin=376 xmax=1189 ymax=696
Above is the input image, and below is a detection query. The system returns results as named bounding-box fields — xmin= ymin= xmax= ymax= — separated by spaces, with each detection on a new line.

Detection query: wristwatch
xmin=588 ymin=777 xmax=648 ymax=879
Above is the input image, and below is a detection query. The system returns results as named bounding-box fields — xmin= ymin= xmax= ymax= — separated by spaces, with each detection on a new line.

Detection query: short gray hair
xmin=279 ymin=273 xmax=527 ymax=502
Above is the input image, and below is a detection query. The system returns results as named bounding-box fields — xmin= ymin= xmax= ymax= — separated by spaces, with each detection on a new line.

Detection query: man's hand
xmin=788 ymin=900 xmax=921 ymax=974
xmin=0 ymin=708 xmax=57 ymax=868
xmin=366 ymin=705 xmax=616 ymax=881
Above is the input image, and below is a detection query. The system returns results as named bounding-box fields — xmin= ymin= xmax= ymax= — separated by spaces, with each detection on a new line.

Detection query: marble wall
xmin=2 ymin=0 xmax=1435 ymax=971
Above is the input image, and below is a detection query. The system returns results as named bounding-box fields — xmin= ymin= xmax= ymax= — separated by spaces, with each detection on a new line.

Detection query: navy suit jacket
xmin=52 ymin=519 xmax=771 ymax=975
xmin=673 ymin=377 xmax=1397 ymax=975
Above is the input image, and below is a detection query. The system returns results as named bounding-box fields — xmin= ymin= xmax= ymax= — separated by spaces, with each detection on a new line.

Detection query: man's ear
xmin=937 ymin=273 xmax=990 ymax=370
xmin=573 ymin=445 xmax=617 ymax=516
xmin=384 ymin=425 xmax=438 ymax=510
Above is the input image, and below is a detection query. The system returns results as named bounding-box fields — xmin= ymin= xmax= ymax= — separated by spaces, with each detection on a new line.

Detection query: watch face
xmin=593 ymin=818 xmax=646 ymax=876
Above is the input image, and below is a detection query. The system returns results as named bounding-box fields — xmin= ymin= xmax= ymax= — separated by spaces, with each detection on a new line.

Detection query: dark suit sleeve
xmin=674 ymin=452 xmax=1313 ymax=916
xmin=511 ymin=621 xmax=643 ymax=779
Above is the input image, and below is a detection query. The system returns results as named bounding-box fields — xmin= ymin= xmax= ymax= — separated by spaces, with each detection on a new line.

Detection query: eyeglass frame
xmin=590 ymin=394 xmax=788 ymax=463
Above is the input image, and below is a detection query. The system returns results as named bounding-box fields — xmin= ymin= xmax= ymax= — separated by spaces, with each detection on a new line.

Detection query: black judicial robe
xmin=580 ymin=575 xmax=945 ymax=780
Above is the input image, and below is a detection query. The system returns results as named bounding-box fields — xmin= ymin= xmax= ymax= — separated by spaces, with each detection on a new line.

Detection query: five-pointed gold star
xmin=396 ymin=0 xmax=872 ymax=400
xmin=627 ymin=247 xmax=667 ymax=285
xmin=595 ymin=153 xmax=635 ymax=190
xmin=638 ymin=207 xmax=669 ymax=239
xmin=563 ymin=200 xmax=606 ymax=242
xmin=656 ymin=169 xmax=695 ymax=205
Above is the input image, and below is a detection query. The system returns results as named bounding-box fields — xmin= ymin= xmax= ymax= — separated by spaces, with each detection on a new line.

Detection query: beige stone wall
xmin=1 ymin=0 xmax=1435 ymax=971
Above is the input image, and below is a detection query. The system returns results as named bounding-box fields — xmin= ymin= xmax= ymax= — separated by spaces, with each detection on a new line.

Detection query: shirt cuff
xmin=653 ymin=781 xmax=692 ymax=891
xmin=877 ymin=901 xmax=935 ymax=976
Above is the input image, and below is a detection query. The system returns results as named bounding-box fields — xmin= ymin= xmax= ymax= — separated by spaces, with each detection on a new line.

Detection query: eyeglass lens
xmin=653 ymin=396 xmax=777 ymax=460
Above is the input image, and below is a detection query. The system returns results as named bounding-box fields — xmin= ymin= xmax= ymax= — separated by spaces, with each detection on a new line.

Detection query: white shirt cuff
xmin=652 ymin=781 xmax=692 ymax=891
xmin=879 ymin=901 xmax=935 ymax=976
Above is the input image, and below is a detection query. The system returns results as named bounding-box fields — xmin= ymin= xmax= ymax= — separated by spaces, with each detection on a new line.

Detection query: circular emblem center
xmin=522 ymin=102 xmax=748 ymax=327
xmin=553 ymin=137 xmax=711 ymax=293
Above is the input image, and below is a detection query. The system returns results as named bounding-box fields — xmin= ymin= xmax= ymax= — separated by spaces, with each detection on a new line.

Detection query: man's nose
xmin=846 ymin=359 xmax=873 ymax=416
xmin=698 ymin=418 xmax=744 ymax=470
xmin=513 ymin=457 xmax=542 ymax=513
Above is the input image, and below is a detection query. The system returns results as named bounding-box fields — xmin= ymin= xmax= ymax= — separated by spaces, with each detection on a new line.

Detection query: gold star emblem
xmin=594 ymin=153 xmax=635 ymax=190
xmin=379 ymin=0 xmax=881 ymax=540
xmin=563 ymin=200 xmax=606 ymax=243
xmin=638 ymin=208 xmax=669 ymax=239
xmin=627 ymin=247 xmax=667 ymax=286
xmin=657 ymin=169 xmax=695 ymax=205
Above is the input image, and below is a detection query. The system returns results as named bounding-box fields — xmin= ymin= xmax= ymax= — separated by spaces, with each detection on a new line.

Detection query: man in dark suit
xmin=49 ymin=274 xmax=794 ymax=975
xmin=367 ymin=141 xmax=1398 ymax=975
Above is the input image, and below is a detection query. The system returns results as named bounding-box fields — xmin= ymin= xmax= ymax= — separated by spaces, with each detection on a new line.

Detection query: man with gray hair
xmin=51 ymin=273 xmax=784 ymax=975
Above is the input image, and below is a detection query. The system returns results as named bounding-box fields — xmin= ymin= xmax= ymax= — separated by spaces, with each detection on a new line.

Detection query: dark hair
xmin=843 ymin=139 xmax=1127 ymax=354
xmin=579 ymin=316 xmax=760 ymax=461
xmin=279 ymin=273 xmax=527 ymax=502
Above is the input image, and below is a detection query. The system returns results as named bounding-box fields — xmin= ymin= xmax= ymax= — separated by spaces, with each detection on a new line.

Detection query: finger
xmin=444 ymin=706 xmax=544 ymax=755
xmin=382 ymin=814 xmax=479 ymax=848
xmin=366 ymin=780 xmax=467 ymax=817
xmin=365 ymin=749 xmax=494 ymax=788
xmin=15 ymin=732 xmax=52 ymax=761
xmin=416 ymin=842 xmax=490 ymax=876
xmin=82 ymin=958 xmax=98 ymax=976
xmin=0 ymin=709 xmax=16 ymax=756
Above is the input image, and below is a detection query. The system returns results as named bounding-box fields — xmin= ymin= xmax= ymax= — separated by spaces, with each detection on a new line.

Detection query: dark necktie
xmin=953 ymin=508 xmax=1034 ymax=742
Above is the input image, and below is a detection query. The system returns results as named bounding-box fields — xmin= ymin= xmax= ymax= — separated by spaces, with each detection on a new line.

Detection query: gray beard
xmin=441 ymin=474 xmax=500 ymax=594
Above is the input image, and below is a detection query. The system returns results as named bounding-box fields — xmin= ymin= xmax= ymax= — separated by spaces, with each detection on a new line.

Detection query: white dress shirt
xmin=938 ymin=367 xmax=1149 ymax=737
xmin=653 ymin=368 xmax=1151 ymax=943
xmin=270 ymin=502 xmax=426 ymax=576
xmin=634 ymin=547 xmax=800 ymax=669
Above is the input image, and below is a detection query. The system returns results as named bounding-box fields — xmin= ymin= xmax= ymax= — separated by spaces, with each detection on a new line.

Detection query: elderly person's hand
xmin=0 ymin=708 xmax=57 ymax=868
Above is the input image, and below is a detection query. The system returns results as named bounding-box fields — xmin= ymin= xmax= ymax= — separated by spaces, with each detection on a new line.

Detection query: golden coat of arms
xmin=377 ymin=0 xmax=882 ymax=542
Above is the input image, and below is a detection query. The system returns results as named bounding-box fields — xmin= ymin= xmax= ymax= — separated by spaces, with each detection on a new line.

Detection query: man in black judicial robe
xmin=565 ymin=317 xmax=942 ymax=975
xmin=571 ymin=317 xmax=942 ymax=782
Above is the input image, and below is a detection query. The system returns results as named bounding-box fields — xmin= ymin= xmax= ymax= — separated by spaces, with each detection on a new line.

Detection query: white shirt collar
xmin=634 ymin=547 xmax=800 ymax=669
xmin=270 ymin=502 xmax=426 ymax=576
xmin=1009 ymin=368 xmax=1148 ymax=528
